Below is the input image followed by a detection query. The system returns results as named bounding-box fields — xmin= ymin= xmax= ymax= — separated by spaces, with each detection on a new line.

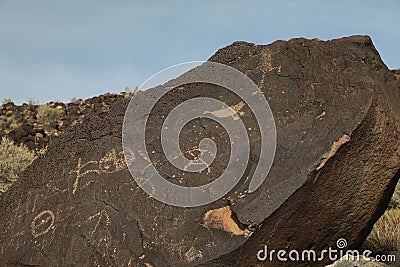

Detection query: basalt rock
xmin=0 ymin=36 xmax=399 ymax=267
xmin=0 ymin=93 xmax=132 ymax=152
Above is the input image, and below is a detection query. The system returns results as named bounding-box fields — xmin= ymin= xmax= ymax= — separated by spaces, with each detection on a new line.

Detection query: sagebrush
xmin=0 ymin=137 xmax=36 ymax=192
xmin=36 ymin=104 xmax=63 ymax=131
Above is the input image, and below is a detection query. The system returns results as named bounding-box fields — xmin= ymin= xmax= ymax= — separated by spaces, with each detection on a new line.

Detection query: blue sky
xmin=0 ymin=0 xmax=399 ymax=104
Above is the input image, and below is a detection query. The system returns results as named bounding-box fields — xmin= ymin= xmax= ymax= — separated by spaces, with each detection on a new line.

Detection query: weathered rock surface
xmin=0 ymin=36 xmax=399 ymax=267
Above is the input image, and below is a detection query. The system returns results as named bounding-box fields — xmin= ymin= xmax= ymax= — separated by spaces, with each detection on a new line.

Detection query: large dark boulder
xmin=0 ymin=36 xmax=399 ymax=267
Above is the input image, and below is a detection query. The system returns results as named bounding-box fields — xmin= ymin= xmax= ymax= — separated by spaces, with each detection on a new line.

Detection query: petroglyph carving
xmin=70 ymin=149 xmax=126 ymax=194
xmin=257 ymin=50 xmax=281 ymax=89
xmin=99 ymin=149 xmax=126 ymax=173
xmin=185 ymin=246 xmax=203 ymax=263
xmin=70 ymin=158 xmax=100 ymax=194
xmin=204 ymin=101 xmax=245 ymax=120
xmin=86 ymin=209 xmax=111 ymax=236
xmin=183 ymin=147 xmax=212 ymax=174
xmin=31 ymin=210 xmax=55 ymax=238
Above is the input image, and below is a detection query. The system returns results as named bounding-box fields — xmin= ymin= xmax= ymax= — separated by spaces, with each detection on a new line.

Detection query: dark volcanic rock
xmin=0 ymin=36 xmax=399 ymax=267
xmin=0 ymin=93 xmax=132 ymax=153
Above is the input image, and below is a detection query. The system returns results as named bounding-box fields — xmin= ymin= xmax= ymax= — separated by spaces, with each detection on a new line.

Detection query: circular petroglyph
xmin=31 ymin=210 xmax=55 ymax=238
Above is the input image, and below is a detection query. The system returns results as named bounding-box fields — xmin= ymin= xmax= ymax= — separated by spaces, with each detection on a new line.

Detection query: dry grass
xmin=389 ymin=181 xmax=400 ymax=209
xmin=364 ymin=209 xmax=400 ymax=253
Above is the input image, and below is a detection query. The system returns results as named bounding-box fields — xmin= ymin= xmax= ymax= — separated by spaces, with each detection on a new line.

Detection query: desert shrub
xmin=124 ymin=86 xmax=139 ymax=99
xmin=389 ymin=181 xmax=400 ymax=209
xmin=0 ymin=116 xmax=8 ymax=129
xmin=36 ymin=104 xmax=63 ymax=130
xmin=35 ymin=145 xmax=48 ymax=157
xmin=27 ymin=97 xmax=39 ymax=106
xmin=0 ymin=115 xmax=20 ymax=133
xmin=1 ymin=98 xmax=12 ymax=105
xmin=124 ymin=86 xmax=133 ymax=93
xmin=8 ymin=116 xmax=21 ymax=130
xmin=364 ymin=209 xmax=400 ymax=254
xmin=0 ymin=137 xmax=36 ymax=192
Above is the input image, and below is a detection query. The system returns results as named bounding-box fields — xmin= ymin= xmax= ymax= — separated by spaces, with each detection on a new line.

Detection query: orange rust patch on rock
xmin=317 ymin=134 xmax=350 ymax=170
xmin=202 ymin=206 xmax=246 ymax=236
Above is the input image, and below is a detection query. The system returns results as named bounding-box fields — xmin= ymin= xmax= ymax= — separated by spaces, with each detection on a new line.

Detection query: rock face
xmin=0 ymin=36 xmax=399 ymax=267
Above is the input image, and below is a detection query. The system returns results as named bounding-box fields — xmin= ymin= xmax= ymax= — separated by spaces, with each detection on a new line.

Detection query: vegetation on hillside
xmin=36 ymin=104 xmax=64 ymax=132
xmin=0 ymin=136 xmax=36 ymax=192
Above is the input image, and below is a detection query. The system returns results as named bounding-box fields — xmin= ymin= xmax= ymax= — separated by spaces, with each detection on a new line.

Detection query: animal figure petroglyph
xmin=70 ymin=149 xmax=126 ymax=194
